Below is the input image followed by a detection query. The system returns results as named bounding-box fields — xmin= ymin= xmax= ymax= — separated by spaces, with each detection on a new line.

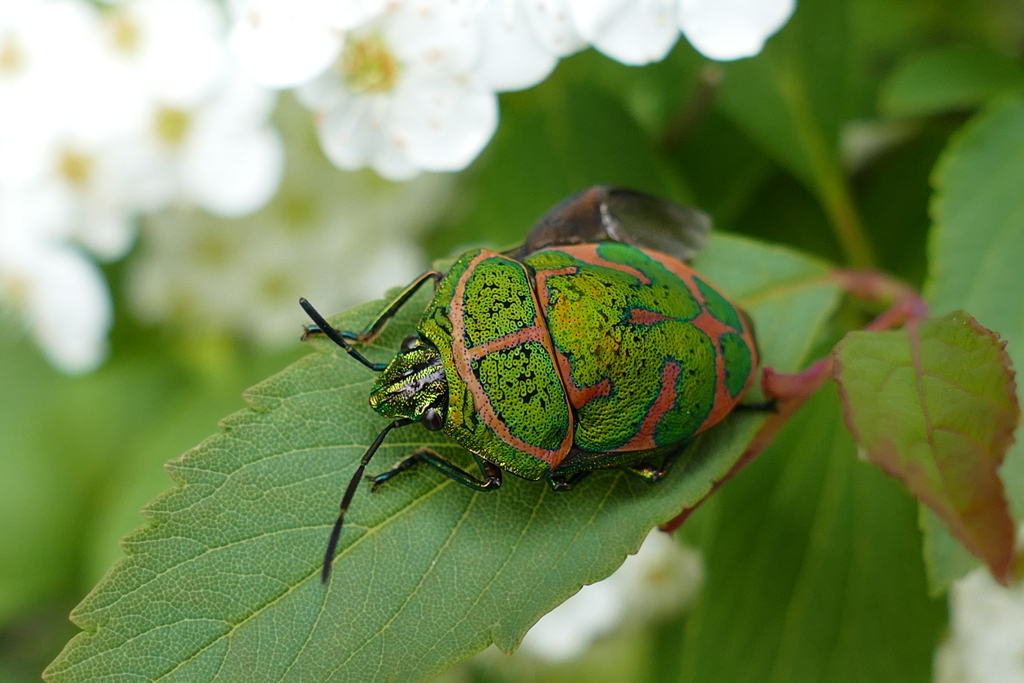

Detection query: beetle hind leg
xmin=734 ymin=399 xmax=779 ymax=413
xmin=547 ymin=471 xmax=592 ymax=491
xmin=370 ymin=448 xmax=502 ymax=492
xmin=622 ymin=442 xmax=691 ymax=484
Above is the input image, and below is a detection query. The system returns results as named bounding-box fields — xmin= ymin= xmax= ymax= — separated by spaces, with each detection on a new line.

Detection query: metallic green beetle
xmin=301 ymin=187 xmax=760 ymax=582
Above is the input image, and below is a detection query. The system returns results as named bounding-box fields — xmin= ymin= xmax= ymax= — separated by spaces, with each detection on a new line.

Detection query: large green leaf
xmin=926 ymin=97 xmax=1024 ymax=591
xmin=45 ymin=234 xmax=840 ymax=683
xmin=678 ymin=386 xmax=946 ymax=683
xmin=834 ymin=312 xmax=1018 ymax=584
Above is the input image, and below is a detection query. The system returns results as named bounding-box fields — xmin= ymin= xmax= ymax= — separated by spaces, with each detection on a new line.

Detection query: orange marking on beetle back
xmin=554 ymin=243 xmax=652 ymax=284
xmin=466 ymin=324 xmax=547 ymax=360
xmin=627 ymin=308 xmax=675 ymax=325
xmin=448 ymin=249 xmax=574 ymax=467
xmin=620 ymin=360 xmax=682 ymax=451
xmin=553 ymin=352 xmax=613 ymax=409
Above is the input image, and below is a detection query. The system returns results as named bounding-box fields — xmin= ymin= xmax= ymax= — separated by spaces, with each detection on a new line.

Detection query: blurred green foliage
xmin=3 ymin=0 xmax=1024 ymax=680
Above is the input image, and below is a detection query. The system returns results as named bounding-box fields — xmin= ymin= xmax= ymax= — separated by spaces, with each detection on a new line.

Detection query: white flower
xmin=935 ymin=545 xmax=1024 ymax=683
xmin=129 ymin=97 xmax=453 ymax=347
xmin=0 ymin=191 xmax=111 ymax=374
xmin=567 ymin=0 xmax=680 ymax=66
xmin=472 ymin=0 xmax=585 ymax=92
xmin=564 ymin=0 xmax=795 ymax=65
xmin=227 ymin=0 xmax=387 ymax=89
xmin=133 ymin=71 xmax=285 ymax=218
xmin=297 ymin=0 xmax=498 ymax=181
xmin=100 ymin=0 xmax=285 ymax=219
xmin=0 ymin=0 xmax=284 ymax=373
xmin=519 ymin=529 xmax=703 ymax=662
xmin=677 ymin=0 xmax=796 ymax=61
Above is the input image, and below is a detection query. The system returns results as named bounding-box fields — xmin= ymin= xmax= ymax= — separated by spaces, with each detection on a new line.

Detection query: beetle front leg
xmin=370 ymin=448 xmax=502 ymax=492
xmin=352 ymin=270 xmax=443 ymax=344
xmin=300 ymin=270 xmax=443 ymax=371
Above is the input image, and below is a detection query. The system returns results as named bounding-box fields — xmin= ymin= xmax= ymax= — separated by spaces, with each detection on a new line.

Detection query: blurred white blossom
xmin=677 ymin=0 xmax=796 ymax=61
xmin=472 ymin=0 xmax=585 ymax=91
xmin=0 ymin=193 xmax=111 ymax=373
xmin=129 ymin=98 xmax=452 ymax=347
xmin=99 ymin=0 xmax=284 ymax=221
xmin=518 ymin=529 xmax=703 ymax=662
xmin=228 ymin=0 xmax=387 ymax=89
xmin=0 ymin=0 xmax=283 ymax=372
xmin=935 ymin=530 xmax=1024 ymax=683
xmin=566 ymin=0 xmax=795 ymax=65
xmin=567 ymin=0 xmax=681 ymax=66
xmin=296 ymin=0 xmax=498 ymax=180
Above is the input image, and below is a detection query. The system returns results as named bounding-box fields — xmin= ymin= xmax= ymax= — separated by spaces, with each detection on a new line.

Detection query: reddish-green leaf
xmin=834 ymin=311 xmax=1019 ymax=584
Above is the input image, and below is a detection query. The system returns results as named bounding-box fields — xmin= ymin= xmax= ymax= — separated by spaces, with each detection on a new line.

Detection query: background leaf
xmin=45 ymin=234 xmax=840 ymax=683
xmin=879 ymin=46 xmax=1024 ymax=118
xmin=834 ymin=312 xmax=1019 ymax=584
xmin=676 ymin=386 xmax=946 ymax=683
xmin=926 ymin=97 xmax=1024 ymax=591
xmin=715 ymin=0 xmax=876 ymax=268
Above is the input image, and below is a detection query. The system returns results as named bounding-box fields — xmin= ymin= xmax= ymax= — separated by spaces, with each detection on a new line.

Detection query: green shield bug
xmin=301 ymin=187 xmax=761 ymax=583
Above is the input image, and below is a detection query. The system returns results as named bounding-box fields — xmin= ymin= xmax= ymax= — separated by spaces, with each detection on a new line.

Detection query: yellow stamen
xmin=59 ymin=149 xmax=93 ymax=187
xmin=108 ymin=13 xmax=140 ymax=54
xmin=340 ymin=36 xmax=399 ymax=94
xmin=155 ymin=107 xmax=190 ymax=147
xmin=0 ymin=38 xmax=24 ymax=75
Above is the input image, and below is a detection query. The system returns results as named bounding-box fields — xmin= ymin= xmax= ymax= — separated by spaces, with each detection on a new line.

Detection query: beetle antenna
xmin=300 ymin=298 xmax=387 ymax=372
xmin=322 ymin=418 xmax=411 ymax=584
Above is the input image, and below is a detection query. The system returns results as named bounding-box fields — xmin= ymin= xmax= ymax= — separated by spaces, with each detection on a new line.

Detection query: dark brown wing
xmin=506 ymin=186 xmax=711 ymax=263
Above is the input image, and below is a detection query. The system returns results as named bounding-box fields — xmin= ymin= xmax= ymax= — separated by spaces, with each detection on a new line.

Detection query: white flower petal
xmin=112 ymin=0 xmax=227 ymax=107
xmin=389 ymin=81 xmax=498 ymax=172
xmin=678 ymin=0 xmax=795 ymax=61
xmin=319 ymin=0 xmax=389 ymax=31
xmin=368 ymin=141 xmax=421 ymax=181
xmin=941 ymin=561 xmax=1024 ymax=683
xmin=181 ymin=125 xmax=284 ymax=216
xmin=317 ymin=94 xmax=382 ymax=171
xmin=295 ymin=68 xmax=349 ymax=112
xmin=228 ymin=0 xmax=343 ymax=88
xmin=569 ymin=0 xmax=680 ymax=65
xmin=30 ymin=246 xmax=111 ymax=374
xmin=0 ymin=236 xmax=111 ymax=374
xmin=520 ymin=0 xmax=586 ymax=56
xmin=384 ymin=0 xmax=480 ymax=75
xmin=474 ymin=0 xmax=559 ymax=91
xmin=520 ymin=580 xmax=625 ymax=662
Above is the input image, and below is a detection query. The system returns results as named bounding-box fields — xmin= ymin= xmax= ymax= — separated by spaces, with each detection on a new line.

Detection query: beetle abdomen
xmin=526 ymin=242 xmax=757 ymax=453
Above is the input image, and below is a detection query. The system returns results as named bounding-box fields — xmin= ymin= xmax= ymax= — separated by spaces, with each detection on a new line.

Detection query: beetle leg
xmin=734 ymin=399 xmax=779 ymax=413
xmin=622 ymin=443 xmax=689 ymax=484
xmin=300 ymin=298 xmax=389 ymax=372
xmin=370 ymin=448 xmax=502 ymax=492
xmin=323 ymin=418 xmax=411 ymax=583
xmin=547 ymin=471 xmax=592 ymax=491
xmin=300 ymin=271 xmax=443 ymax=372
xmin=353 ymin=270 xmax=443 ymax=344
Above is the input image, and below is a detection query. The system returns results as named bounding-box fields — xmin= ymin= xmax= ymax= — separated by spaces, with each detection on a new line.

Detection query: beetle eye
xmin=422 ymin=407 xmax=442 ymax=431
xmin=400 ymin=334 xmax=419 ymax=352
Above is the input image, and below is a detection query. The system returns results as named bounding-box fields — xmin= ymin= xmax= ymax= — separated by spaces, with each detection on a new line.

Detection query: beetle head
xmin=369 ymin=333 xmax=447 ymax=429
